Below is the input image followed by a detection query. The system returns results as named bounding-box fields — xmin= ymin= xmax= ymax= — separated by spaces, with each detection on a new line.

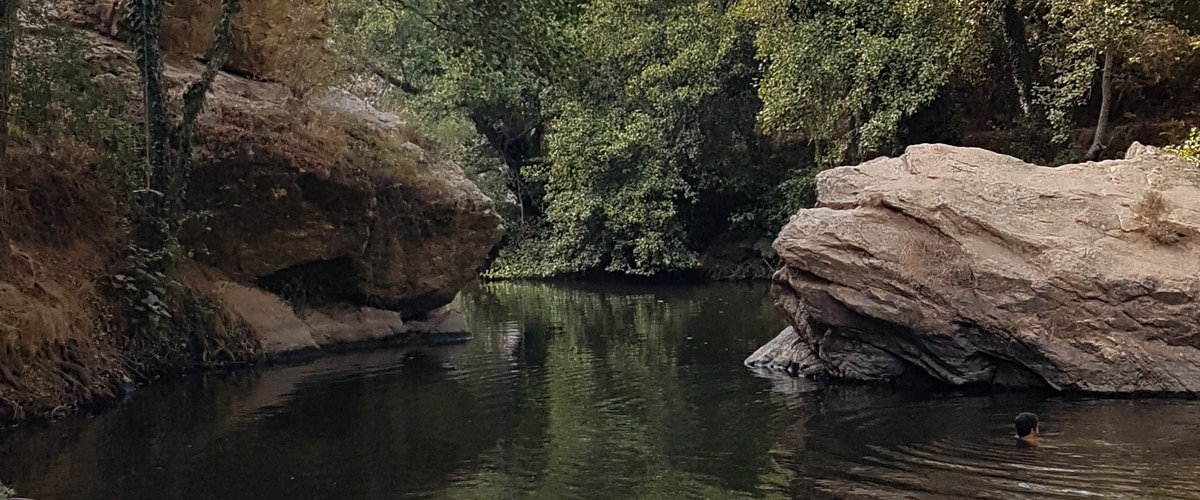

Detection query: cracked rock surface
xmin=747 ymin=143 xmax=1200 ymax=394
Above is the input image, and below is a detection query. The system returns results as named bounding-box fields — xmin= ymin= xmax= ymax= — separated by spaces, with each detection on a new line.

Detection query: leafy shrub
xmin=1165 ymin=127 xmax=1200 ymax=166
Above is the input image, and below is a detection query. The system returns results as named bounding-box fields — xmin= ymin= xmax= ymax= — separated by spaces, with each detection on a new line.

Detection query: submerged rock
xmin=748 ymin=143 xmax=1200 ymax=394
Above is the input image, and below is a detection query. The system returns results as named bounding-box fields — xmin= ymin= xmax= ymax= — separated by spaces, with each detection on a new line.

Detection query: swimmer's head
xmin=1015 ymin=412 xmax=1039 ymax=438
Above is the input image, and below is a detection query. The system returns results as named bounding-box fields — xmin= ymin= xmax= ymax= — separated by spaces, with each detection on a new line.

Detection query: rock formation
xmin=0 ymin=0 xmax=502 ymax=422
xmin=747 ymin=143 xmax=1200 ymax=395
xmin=83 ymin=31 xmax=503 ymax=355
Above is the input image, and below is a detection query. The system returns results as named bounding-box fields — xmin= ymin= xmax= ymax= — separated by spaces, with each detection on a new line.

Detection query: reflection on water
xmin=2 ymin=281 xmax=1200 ymax=499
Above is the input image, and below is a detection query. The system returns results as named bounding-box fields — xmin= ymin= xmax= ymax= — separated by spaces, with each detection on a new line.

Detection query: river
xmin=2 ymin=281 xmax=1200 ymax=499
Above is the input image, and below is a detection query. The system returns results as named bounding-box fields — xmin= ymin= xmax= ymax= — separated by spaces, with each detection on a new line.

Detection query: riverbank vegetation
xmin=329 ymin=0 xmax=1200 ymax=280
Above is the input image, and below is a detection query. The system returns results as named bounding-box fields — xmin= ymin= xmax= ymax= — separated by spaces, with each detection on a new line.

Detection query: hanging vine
xmin=124 ymin=0 xmax=169 ymax=252
xmin=173 ymin=0 xmax=240 ymax=215
xmin=120 ymin=0 xmax=241 ymax=344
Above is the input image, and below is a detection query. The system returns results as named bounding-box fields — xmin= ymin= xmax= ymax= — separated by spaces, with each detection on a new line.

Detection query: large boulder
xmin=747 ymin=143 xmax=1200 ymax=395
xmin=180 ymin=83 xmax=502 ymax=319
xmin=85 ymin=35 xmax=503 ymax=318
xmin=54 ymin=4 xmax=501 ymax=319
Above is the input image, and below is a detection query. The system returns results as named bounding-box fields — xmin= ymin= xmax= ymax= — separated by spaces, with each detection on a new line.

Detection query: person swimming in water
xmin=1015 ymin=412 xmax=1040 ymax=447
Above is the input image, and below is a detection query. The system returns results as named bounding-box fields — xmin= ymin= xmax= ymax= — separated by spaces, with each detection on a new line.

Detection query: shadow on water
xmin=2 ymin=281 xmax=1200 ymax=499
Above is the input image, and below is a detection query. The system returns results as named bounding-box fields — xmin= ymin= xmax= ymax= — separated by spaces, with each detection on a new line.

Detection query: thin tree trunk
xmin=847 ymin=114 xmax=861 ymax=163
xmin=0 ymin=0 xmax=17 ymax=206
xmin=1000 ymin=0 xmax=1039 ymax=119
xmin=1084 ymin=49 xmax=1114 ymax=161
xmin=0 ymin=0 xmax=12 ymax=264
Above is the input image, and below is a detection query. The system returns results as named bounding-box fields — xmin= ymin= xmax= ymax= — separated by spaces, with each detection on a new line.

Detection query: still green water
xmin=2 ymin=282 xmax=1200 ymax=499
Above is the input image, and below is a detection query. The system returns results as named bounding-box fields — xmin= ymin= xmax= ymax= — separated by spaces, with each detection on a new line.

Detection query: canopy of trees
xmin=327 ymin=0 xmax=1200 ymax=279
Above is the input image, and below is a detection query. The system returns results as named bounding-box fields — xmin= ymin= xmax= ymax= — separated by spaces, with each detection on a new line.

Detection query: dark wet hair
xmin=1015 ymin=412 xmax=1039 ymax=437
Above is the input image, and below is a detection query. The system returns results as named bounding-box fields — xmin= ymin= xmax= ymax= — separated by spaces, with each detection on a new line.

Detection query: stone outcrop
xmin=85 ymin=31 xmax=503 ymax=314
xmin=747 ymin=143 xmax=1200 ymax=395
xmin=177 ymin=85 xmax=503 ymax=317
xmin=87 ymin=31 xmax=501 ymax=348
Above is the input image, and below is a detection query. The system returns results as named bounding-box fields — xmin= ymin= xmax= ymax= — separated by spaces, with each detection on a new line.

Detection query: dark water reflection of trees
xmin=0 ymin=282 xmax=794 ymax=499
xmin=5 ymin=282 xmax=1200 ymax=499
xmin=445 ymin=281 xmax=793 ymax=499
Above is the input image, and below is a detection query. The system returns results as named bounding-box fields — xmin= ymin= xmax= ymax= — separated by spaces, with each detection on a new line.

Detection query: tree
xmin=0 ymin=0 xmax=16 ymax=207
xmin=1040 ymin=0 xmax=1194 ymax=160
xmin=126 ymin=0 xmax=237 ymax=256
xmin=122 ymin=0 xmax=237 ymax=335
xmin=737 ymin=0 xmax=983 ymax=166
xmin=125 ymin=0 xmax=170 ymax=251
xmin=489 ymin=0 xmax=766 ymax=277
xmin=330 ymin=0 xmax=579 ymax=217
xmin=1045 ymin=0 xmax=1142 ymax=161
xmin=996 ymin=0 xmax=1042 ymax=120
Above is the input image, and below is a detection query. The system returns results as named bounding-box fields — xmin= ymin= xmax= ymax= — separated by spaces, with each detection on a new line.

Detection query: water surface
xmin=2 ymin=282 xmax=1200 ymax=499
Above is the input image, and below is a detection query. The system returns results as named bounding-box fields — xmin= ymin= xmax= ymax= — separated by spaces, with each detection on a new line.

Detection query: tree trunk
xmin=999 ymin=0 xmax=1040 ymax=119
xmin=1084 ymin=49 xmax=1114 ymax=162
xmin=0 ymin=0 xmax=17 ymax=206
xmin=171 ymin=0 xmax=237 ymax=217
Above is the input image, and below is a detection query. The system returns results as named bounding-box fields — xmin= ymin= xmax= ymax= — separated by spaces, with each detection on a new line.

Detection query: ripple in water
xmin=784 ymin=392 xmax=1200 ymax=499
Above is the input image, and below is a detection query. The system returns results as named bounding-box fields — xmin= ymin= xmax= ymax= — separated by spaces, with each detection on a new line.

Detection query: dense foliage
xmin=329 ymin=0 xmax=1200 ymax=279
xmin=494 ymin=1 xmax=769 ymax=277
xmin=741 ymin=0 xmax=981 ymax=165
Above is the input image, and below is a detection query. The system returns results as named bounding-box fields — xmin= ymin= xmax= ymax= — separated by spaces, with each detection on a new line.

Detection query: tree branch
xmin=378 ymin=0 xmax=459 ymax=36
xmin=371 ymin=65 xmax=421 ymax=94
